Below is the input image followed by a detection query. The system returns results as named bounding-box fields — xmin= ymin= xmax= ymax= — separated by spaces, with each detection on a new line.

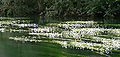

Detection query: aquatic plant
xmin=0 ymin=18 xmax=119 ymax=55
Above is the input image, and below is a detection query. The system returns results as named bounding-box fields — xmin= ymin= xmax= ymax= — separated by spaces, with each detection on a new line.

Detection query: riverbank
xmin=0 ymin=0 xmax=120 ymax=17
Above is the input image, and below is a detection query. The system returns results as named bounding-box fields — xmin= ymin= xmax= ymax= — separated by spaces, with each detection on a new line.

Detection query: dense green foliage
xmin=0 ymin=0 xmax=120 ymax=17
xmin=0 ymin=0 xmax=40 ymax=16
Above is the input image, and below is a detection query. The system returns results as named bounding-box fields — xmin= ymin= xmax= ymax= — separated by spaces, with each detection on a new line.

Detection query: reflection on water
xmin=0 ymin=17 xmax=120 ymax=57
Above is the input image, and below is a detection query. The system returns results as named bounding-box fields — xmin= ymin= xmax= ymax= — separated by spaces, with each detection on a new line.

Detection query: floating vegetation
xmin=12 ymin=24 xmax=38 ymax=27
xmin=103 ymin=24 xmax=120 ymax=28
xmin=63 ymin=21 xmax=98 ymax=24
xmin=0 ymin=17 xmax=30 ymax=20
xmin=0 ymin=28 xmax=5 ymax=32
xmin=0 ymin=17 xmax=120 ymax=56
xmin=47 ymin=22 xmax=100 ymax=29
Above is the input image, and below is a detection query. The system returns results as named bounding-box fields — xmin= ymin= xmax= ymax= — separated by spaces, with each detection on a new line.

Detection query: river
xmin=0 ymin=17 xmax=120 ymax=57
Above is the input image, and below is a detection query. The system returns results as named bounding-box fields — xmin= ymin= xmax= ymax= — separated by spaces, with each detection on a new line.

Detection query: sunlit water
xmin=0 ymin=17 xmax=120 ymax=57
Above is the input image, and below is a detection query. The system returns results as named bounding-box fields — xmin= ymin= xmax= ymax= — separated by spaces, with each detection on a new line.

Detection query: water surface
xmin=0 ymin=17 xmax=120 ymax=57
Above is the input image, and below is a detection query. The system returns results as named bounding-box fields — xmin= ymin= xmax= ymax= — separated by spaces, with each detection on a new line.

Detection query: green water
xmin=0 ymin=17 xmax=120 ymax=57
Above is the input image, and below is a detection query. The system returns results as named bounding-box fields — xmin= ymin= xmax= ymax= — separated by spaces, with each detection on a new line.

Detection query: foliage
xmin=42 ymin=0 xmax=87 ymax=17
xmin=0 ymin=0 xmax=120 ymax=17
xmin=87 ymin=0 xmax=120 ymax=17
xmin=41 ymin=0 xmax=120 ymax=17
xmin=0 ymin=0 xmax=39 ymax=16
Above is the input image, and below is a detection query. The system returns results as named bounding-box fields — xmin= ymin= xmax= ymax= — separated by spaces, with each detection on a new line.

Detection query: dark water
xmin=0 ymin=17 xmax=120 ymax=57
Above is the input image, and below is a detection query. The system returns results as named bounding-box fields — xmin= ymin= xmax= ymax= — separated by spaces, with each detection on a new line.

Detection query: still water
xmin=0 ymin=17 xmax=120 ymax=57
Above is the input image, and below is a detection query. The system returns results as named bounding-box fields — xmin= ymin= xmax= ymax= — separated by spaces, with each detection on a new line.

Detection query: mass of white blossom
xmin=0 ymin=17 xmax=119 ymax=55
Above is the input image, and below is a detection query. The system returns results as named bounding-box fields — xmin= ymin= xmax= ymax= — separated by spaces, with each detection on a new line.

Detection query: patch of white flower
xmin=6 ymin=20 xmax=120 ymax=55
xmin=12 ymin=24 xmax=38 ymax=27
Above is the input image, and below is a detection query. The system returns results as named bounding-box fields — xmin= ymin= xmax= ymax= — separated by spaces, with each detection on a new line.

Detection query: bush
xmin=0 ymin=0 xmax=120 ymax=17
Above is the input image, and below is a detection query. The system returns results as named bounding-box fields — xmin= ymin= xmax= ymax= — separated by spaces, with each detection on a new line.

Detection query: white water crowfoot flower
xmin=47 ymin=21 xmax=100 ymax=29
xmin=29 ymin=27 xmax=59 ymax=33
xmin=54 ymin=41 xmax=118 ymax=54
xmin=29 ymin=33 xmax=62 ymax=38
xmin=12 ymin=24 xmax=38 ymax=27
xmin=0 ymin=28 xmax=5 ymax=32
xmin=10 ymin=36 xmax=118 ymax=54
xmin=6 ymin=20 xmax=120 ymax=55
xmin=9 ymin=29 xmax=28 ymax=32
